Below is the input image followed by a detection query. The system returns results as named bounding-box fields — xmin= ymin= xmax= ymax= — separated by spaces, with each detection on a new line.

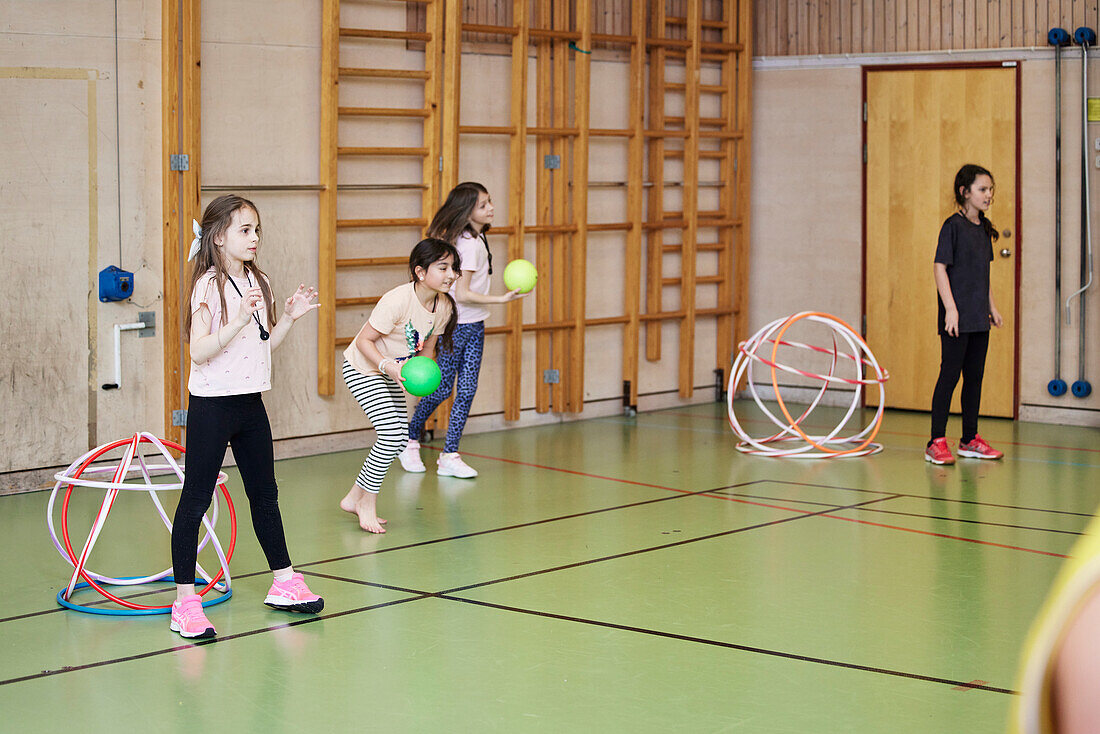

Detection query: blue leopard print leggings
xmin=408 ymin=322 xmax=484 ymax=453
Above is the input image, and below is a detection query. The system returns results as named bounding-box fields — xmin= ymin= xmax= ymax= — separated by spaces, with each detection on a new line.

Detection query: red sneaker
xmin=924 ymin=437 xmax=955 ymax=465
xmin=957 ymin=434 xmax=1004 ymax=460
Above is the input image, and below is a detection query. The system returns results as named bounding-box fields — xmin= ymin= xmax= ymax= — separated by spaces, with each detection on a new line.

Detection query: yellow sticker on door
xmin=1089 ymin=98 xmax=1100 ymax=122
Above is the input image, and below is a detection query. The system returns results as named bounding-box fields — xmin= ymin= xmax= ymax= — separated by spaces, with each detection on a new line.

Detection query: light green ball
xmin=502 ymin=259 xmax=537 ymax=294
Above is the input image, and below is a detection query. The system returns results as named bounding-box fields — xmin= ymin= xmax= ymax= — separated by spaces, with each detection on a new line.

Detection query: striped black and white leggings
xmin=343 ymin=359 xmax=409 ymax=493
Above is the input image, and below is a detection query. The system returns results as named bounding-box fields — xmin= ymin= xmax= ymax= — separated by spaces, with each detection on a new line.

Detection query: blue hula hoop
xmin=57 ymin=576 xmax=232 ymax=616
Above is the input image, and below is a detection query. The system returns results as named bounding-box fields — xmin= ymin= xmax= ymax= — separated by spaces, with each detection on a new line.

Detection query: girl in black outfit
xmin=924 ymin=164 xmax=1005 ymax=465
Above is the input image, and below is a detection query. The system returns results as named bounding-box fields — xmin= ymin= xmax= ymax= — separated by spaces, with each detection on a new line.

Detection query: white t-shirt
xmin=187 ymin=269 xmax=272 ymax=396
xmin=453 ymin=230 xmax=491 ymax=324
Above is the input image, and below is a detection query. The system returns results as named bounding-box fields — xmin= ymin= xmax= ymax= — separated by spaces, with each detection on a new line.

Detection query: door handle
xmin=1000 ymin=248 xmax=1012 ymax=258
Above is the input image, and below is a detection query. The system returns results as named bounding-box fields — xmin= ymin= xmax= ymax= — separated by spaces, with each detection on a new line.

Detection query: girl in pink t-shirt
xmin=399 ymin=182 xmax=524 ymax=479
xmin=340 ymin=238 xmax=460 ymax=533
xmin=170 ymin=194 xmax=322 ymax=639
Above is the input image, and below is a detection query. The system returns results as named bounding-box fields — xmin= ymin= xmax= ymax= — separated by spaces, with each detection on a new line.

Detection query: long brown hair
xmin=410 ymin=238 xmax=460 ymax=353
xmin=184 ymin=194 xmax=277 ymax=339
xmin=426 ymin=181 xmax=490 ymax=244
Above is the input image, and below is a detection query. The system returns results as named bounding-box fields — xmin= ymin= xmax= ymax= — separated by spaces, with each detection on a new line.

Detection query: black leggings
xmin=929 ymin=331 xmax=989 ymax=444
xmin=171 ymin=393 xmax=291 ymax=585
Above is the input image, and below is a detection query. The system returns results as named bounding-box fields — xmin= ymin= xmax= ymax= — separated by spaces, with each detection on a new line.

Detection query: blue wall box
xmin=98 ymin=266 xmax=133 ymax=302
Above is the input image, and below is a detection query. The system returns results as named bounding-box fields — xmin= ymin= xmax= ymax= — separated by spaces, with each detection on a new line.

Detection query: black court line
xmin=715 ymin=491 xmax=1086 ymax=537
xmin=299 ymin=496 xmax=901 ymax=598
xmin=282 ymin=570 xmax=1017 ymax=696
xmin=766 ymin=479 xmax=1097 ymax=519
xmin=650 ymin=405 xmax=1100 ymax=458
xmin=4 ymin=565 xmax=1016 ymax=697
xmin=300 ymin=572 xmax=428 ymax=597
xmin=0 ymin=593 xmax=429 ymax=687
xmin=13 ymin=469 xmax=1072 ymax=625
xmin=8 ymin=467 xmax=1076 ymax=626
xmin=1 ymin=489 xmax=1019 ymax=698
xmin=0 ymin=494 xmax=900 ymax=686
xmin=0 ymin=567 xmax=299 ymax=624
xmin=5 ymin=468 xmax=1071 ymax=686
xmin=4 ymin=416 xmax=1080 ymax=699
xmin=848 ymin=507 xmax=1082 ymax=536
xmin=437 ymin=494 xmax=903 ymax=595
xmin=444 ymin=440 xmax=1091 ymax=554
xmin=294 ymin=480 xmax=774 ymax=570
xmin=436 ymin=595 xmax=1017 ymax=696
xmin=0 ymin=480 xmax=775 ymax=625
xmin=308 ymin=497 xmax=903 ymax=596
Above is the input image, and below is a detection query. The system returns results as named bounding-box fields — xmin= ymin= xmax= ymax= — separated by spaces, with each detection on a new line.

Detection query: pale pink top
xmin=187 ymin=269 xmax=272 ymax=396
xmin=453 ymin=230 xmax=491 ymax=324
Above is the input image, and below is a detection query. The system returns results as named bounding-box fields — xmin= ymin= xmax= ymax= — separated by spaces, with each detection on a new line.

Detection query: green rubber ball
xmin=401 ymin=356 xmax=442 ymax=396
xmin=502 ymin=258 xmax=538 ymax=294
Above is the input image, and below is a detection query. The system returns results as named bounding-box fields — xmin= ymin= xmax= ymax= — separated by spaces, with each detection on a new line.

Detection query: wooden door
xmin=864 ymin=65 xmax=1017 ymax=417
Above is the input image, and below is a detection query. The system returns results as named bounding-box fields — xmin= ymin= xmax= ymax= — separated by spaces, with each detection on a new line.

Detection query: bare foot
xmin=355 ymin=492 xmax=387 ymax=533
xmin=340 ymin=486 xmax=388 ymax=524
xmin=339 ymin=485 xmax=364 ymax=515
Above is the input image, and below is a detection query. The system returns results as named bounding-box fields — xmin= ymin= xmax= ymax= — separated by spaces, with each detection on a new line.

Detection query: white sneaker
xmin=397 ymin=441 xmax=426 ymax=473
xmin=437 ymin=452 xmax=478 ymax=478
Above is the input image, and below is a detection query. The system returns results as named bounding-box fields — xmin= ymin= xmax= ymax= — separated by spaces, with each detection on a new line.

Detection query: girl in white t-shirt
xmin=398 ymin=183 xmax=523 ymax=478
xmin=171 ymin=194 xmax=322 ymax=639
xmin=340 ymin=238 xmax=459 ymax=532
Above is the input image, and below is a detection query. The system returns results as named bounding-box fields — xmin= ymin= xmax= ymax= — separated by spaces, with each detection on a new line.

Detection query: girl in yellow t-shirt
xmin=1012 ymin=510 xmax=1100 ymax=733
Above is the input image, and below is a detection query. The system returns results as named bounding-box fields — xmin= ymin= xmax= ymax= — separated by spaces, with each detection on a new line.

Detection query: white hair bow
xmin=187 ymin=219 xmax=202 ymax=261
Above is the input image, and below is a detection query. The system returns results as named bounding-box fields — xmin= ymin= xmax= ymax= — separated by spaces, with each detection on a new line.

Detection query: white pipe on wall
xmin=101 ymin=322 xmax=146 ymax=390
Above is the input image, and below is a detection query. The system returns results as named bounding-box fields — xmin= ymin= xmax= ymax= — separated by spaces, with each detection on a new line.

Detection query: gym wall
xmin=1 ymin=0 xmax=745 ymax=478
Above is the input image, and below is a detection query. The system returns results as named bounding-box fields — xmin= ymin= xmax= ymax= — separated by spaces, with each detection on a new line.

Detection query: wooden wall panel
xmin=754 ymin=0 xmax=1100 ymax=55
xmin=409 ymin=0 xmax=730 ymax=45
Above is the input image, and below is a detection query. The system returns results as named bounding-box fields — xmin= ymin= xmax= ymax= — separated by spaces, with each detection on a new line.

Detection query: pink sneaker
xmin=957 ymin=434 xmax=1004 ymax=460
xmin=397 ymin=440 xmax=426 ymax=473
xmin=924 ymin=437 xmax=955 ymax=465
xmin=170 ymin=594 xmax=216 ymax=639
xmin=437 ymin=452 xmax=478 ymax=478
xmin=264 ymin=573 xmax=324 ymax=613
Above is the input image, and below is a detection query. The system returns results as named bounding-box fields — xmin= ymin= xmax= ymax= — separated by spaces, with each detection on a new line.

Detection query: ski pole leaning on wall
xmin=1069 ymin=27 xmax=1095 ymax=399
xmin=1049 ymin=27 xmax=1072 ymax=398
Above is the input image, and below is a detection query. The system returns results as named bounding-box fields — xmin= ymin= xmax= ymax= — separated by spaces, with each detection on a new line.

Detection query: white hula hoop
xmin=727 ymin=312 xmax=889 ymax=458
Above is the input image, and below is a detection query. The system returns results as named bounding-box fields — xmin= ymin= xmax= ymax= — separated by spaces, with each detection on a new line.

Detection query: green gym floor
xmin=2 ymin=401 xmax=1098 ymax=732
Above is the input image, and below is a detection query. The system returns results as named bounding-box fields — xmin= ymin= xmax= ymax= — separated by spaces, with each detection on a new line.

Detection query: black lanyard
xmin=226 ymin=271 xmax=270 ymax=341
xmin=481 ymin=233 xmax=492 ymax=275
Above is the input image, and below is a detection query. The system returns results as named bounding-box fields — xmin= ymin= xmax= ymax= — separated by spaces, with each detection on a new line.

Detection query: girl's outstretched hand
xmin=500 ymin=288 xmax=527 ymax=303
xmin=284 ymin=284 xmax=321 ymax=320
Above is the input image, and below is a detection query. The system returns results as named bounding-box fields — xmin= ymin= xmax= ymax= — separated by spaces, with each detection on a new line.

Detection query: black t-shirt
xmin=934 ymin=212 xmax=993 ymax=334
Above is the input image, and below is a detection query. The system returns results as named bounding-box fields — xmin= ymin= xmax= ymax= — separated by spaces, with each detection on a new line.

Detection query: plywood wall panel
xmin=755 ymin=0 xmax=1100 ymax=55
xmin=2 ymin=10 xmax=166 ymax=473
xmin=1 ymin=77 xmax=93 ymax=472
